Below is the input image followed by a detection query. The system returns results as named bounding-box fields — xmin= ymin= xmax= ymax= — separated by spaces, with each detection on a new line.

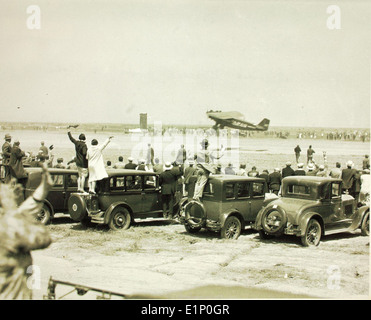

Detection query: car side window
xmin=126 ymin=175 xmax=142 ymax=190
xmin=52 ymin=174 xmax=64 ymax=187
xmin=252 ymin=182 xmax=264 ymax=197
xmin=331 ymin=182 xmax=341 ymax=198
xmin=144 ymin=176 xmax=156 ymax=190
xmin=110 ymin=177 xmax=126 ymax=191
xmin=203 ymin=181 xmax=214 ymax=197
xmin=237 ymin=183 xmax=250 ymax=198
xmin=67 ymin=174 xmax=78 ymax=188
xmin=225 ymin=183 xmax=235 ymax=199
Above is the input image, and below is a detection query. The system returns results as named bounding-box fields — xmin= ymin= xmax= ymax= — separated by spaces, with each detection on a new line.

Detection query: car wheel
xmin=109 ymin=207 xmax=131 ymax=231
xmin=261 ymin=206 xmax=287 ymax=235
xmin=361 ymin=211 xmax=369 ymax=236
xmin=68 ymin=193 xmax=88 ymax=222
xmin=184 ymin=200 xmax=206 ymax=229
xmin=184 ymin=222 xmax=201 ymax=234
xmin=301 ymin=219 xmax=321 ymax=246
xmin=36 ymin=204 xmax=51 ymax=225
xmin=221 ymin=216 xmax=242 ymax=239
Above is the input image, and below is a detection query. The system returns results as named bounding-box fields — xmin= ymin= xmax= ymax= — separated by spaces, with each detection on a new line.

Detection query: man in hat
xmin=316 ymin=165 xmax=327 ymax=177
xmin=124 ymin=157 xmax=137 ymax=169
xmin=282 ymin=162 xmax=295 ymax=178
xmin=224 ymin=163 xmax=236 ymax=175
xmin=247 ymin=166 xmax=259 ymax=177
xmin=341 ymin=160 xmax=357 ymax=196
xmin=152 ymin=158 xmax=163 ymax=174
xmin=329 ymin=162 xmax=342 ymax=179
xmin=268 ymin=168 xmax=282 ymax=195
xmin=184 ymin=160 xmax=197 ymax=195
xmin=136 ymin=159 xmax=149 ymax=171
xmin=67 ymin=131 xmax=88 ymax=193
xmin=2 ymin=134 xmax=12 ymax=183
xmin=159 ymin=162 xmax=176 ymax=219
xmin=39 ymin=141 xmax=48 ymax=157
xmin=306 ymin=163 xmax=317 ymax=176
xmin=294 ymin=163 xmax=306 ymax=176
xmin=9 ymin=140 xmax=27 ymax=184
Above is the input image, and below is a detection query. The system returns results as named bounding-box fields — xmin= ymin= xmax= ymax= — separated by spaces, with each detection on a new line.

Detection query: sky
xmin=0 ymin=0 xmax=370 ymax=128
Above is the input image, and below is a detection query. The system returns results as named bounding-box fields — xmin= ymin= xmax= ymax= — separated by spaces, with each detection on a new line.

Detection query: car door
xmin=64 ymin=172 xmax=79 ymax=210
xmin=249 ymin=181 xmax=266 ymax=221
xmin=235 ymin=182 xmax=251 ymax=221
xmin=141 ymin=175 xmax=162 ymax=215
xmin=320 ymin=181 xmax=349 ymax=231
xmin=46 ymin=173 xmax=66 ymax=212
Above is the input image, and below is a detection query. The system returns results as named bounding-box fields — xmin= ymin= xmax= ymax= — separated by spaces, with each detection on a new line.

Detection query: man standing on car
xmin=159 ymin=162 xmax=176 ymax=220
xmin=68 ymin=131 xmax=88 ymax=193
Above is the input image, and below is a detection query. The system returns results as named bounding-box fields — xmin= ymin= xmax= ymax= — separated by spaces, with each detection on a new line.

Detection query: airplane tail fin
xmin=257 ymin=118 xmax=270 ymax=130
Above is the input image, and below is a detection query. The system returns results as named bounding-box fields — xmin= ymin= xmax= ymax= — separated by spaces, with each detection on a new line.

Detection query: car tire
xmin=68 ymin=193 xmax=88 ymax=222
xmin=184 ymin=200 xmax=206 ymax=229
xmin=261 ymin=206 xmax=287 ymax=235
xmin=360 ymin=211 xmax=369 ymax=236
xmin=108 ymin=207 xmax=131 ymax=231
xmin=37 ymin=203 xmax=51 ymax=225
xmin=184 ymin=222 xmax=202 ymax=234
xmin=301 ymin=219 xmax=321 ymax=247
xmin=221 ymin=216 xmax=242 ymax=239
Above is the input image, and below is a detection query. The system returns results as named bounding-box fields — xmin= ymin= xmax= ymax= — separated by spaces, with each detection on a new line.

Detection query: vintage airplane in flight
xmin=206 ymin=110 xmax=270 ymax=131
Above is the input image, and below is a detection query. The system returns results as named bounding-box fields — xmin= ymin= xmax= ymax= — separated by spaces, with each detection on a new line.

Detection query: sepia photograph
xmin=0 ymin=0 xmax=369 ymax=307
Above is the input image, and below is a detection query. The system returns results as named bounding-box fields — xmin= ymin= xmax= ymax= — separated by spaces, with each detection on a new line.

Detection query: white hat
xmin=346 ymin=160 xmax=354 ymax=168
xmin=164 ymin=162 xmax=173 ymax=171
xmin=128 ymin=157 xmax=134 ymax=162
xmin=307 ymin=164 xmax=314 ymax=171
xmin=297 ymin=163 xmax=304 ymax=168
xmin=319 ymin=165 xmax=325 ymax=170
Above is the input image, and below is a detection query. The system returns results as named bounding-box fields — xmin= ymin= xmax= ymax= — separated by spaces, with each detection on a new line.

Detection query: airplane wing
xmin=207 ymin=111 xmax=244 ymax=120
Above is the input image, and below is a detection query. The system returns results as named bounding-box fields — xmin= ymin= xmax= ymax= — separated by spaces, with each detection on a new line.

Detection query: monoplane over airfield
xmin=206 ymin=110 xmax=270 ymax=131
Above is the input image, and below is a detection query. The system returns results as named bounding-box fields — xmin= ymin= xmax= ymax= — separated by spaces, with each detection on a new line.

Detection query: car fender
xmin=356 ymin=205 xmax=370 ymax=228
xmin=43 ymin=199 xmax=55 ymax=218
xmin=298 ymin=212 xmax=324 ymax=237
xmin=219 ymin=210 xmax=244 ymax=229
xmin=104 ymin=201 xmax=133 ymax=224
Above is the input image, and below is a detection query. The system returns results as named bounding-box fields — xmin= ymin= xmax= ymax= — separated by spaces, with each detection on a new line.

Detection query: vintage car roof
xmin=282 ymin=176 xmax=342 ymax=186
xmin=105 ymin=169 xmax=157 ymax=177
xmin=208 ymin=174 xmax=265 ymax=183
xmin=25 ymin=167 xmax=78 ymax=174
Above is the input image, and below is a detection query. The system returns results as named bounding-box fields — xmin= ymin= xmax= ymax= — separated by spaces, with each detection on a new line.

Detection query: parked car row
xmin=2 ymin=165 xmax=369 ymax=247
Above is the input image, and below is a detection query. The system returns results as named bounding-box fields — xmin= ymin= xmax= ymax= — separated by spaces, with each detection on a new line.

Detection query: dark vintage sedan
xmin=23 ymin=167 xmax=80 ymax=224
xmin=254 ymin=176 xmax=370 ymax=246
xmin=180 ymin=175 xmax=277 ymax=239
xmin=68 ymin=169 xmax=179 ymax=230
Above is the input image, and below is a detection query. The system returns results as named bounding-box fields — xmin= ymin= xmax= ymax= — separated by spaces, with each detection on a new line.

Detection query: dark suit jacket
xmin=2 ymin=141 xmax=11 ymax=165
xmin=159 ymin=170 xmax=176 ymax=195
xmin=282 ymin=167 xmax=295 ymax=178
xmin=341 ymin=168 xmax=357 ymax=189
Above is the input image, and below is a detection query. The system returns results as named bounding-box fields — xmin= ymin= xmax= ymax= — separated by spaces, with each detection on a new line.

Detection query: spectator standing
xmin=113 ymin=156 xmax=126 ymax=169
xmin=329 ymin=162 xmax=342 ymax=179
xmin=294 ymin=145 xmax=301 ymax=163
xmin=307 ymin=145 xmax=315 ymax=163
xmin=175 ymin=144 xmax=187 ymax=166
xmin=159 ymin=162 xmax=176 ymax=219
xmin=316 ymin=165 xmax=327 ymax=177
xmin=259 ymin=169 xmax=269 ymax=184
xmin=282 ymin=162 xmax=295 ymax=178
xmin=124 ymin=157 xmax=137 ymax=169
xmin=341 ymin=160 xmax=357 ymax=196
xmin=86 ymin=137 xmax=113 ymax=194
xmin=9 ymin=140 xmax=27 ymax=184
xmin=146 ymin=144 xmax=154 ymax=168
xmin=2 ymin=134 xmax=12 ymax=183
xmin=362 ymin=155 xmax=370 ymax=170
xmin=268 ymin=168 xmax=282 ymax=195
xmin=184 ymin=161 xmax=197 ymax=195
xmin=237 ymin=164 xmax=247 ymax=176
xmin=68 ymin=131 xmax=88 ymax=193
xmin=247 ymin=166 xmax=259 ymax=177
xmin=294 ymin=163 xmax=306 ymax=176
xmin=39 ymin=141 xmax=48 ymax=157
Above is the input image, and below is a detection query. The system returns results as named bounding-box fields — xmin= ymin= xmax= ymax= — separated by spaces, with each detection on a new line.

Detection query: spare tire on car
xmin=68 ymin=193 xmax=88 ymax=222
xmin=261 ymin=205 xmax=287 ymax=235
xmin=184 ymin=200 xmax=206 ymax=230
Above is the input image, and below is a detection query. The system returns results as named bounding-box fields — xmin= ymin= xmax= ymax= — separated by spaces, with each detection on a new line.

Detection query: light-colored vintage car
xmin=254 ymin=176 xmax=369 ymax=246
